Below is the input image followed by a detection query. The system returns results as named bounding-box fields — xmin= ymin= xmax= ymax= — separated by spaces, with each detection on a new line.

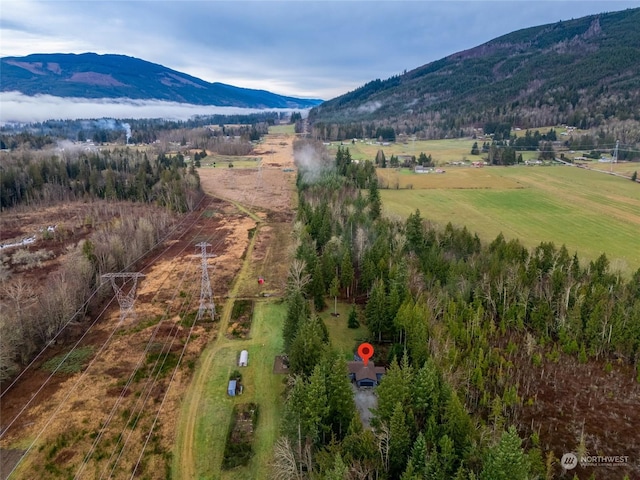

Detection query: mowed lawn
xmin=180 ymin=301 xmax=286 ymax=480
xmin=380 ymin=165 xmax=640 ymax=275
xmin=318 ymin=301 xmax=368 ymax=360
xmin=239 ymin=302 xmax=286 ymax=480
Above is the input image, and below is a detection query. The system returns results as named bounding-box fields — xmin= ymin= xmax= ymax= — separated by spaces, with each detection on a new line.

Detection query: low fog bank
xmin=0 ymin=91 xmax=309 ymax=124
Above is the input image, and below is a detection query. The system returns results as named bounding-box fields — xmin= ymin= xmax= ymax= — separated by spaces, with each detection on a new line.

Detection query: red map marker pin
xmin=358 ymin=343 xmax=374 ymax=366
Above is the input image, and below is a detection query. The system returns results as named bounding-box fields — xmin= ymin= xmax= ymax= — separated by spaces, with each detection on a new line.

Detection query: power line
xmin=1 ymin=199 xmax=214 ymax=474
xmin=0 ymin=194 xmax=208 ymax=399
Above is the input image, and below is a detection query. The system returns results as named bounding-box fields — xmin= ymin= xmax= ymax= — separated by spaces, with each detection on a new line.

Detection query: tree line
xmin=0 ymin=112 xmax=280 ymax=147
xmin=272 ymin=139 xmax=640 ymax=479
xmin=0 ymin=147 xmax=201 ymax=212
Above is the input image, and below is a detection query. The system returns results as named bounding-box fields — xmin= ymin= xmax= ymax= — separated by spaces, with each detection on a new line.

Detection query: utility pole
xmin=102 ymin=273 xmax=145 ymax=321
xmin=196 ymin=242 xmax=216 ymax=320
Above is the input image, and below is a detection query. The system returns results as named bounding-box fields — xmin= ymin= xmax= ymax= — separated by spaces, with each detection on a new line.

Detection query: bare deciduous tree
xmin=287 ymin=259 xmax=311 ymax=295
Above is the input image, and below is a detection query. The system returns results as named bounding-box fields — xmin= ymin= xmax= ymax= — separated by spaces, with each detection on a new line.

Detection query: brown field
xmin=0 ymin=132 xmax=297 ymax=479
xmin=0 ymin=197 xmax=253 ymax=479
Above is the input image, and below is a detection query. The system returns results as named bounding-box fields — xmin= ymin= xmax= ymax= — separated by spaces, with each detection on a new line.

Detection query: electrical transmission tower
xmin=102 ymin=273 xmax=145 ymax=321
xmin=610 ymin=140 xmax=619 ymax=173
xmin=196 ymin=242 xmax=216 ymax=320
xmin=256 ymin=153 xmax=264 ymax=189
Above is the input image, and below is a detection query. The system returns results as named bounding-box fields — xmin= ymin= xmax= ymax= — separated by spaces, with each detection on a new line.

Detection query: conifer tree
xmin=366 ymin=278 xmax=388 ymax=342
xmin=368 ymin=177 xmax=382 ymax=220
xmin=480 ymin=426 xmax=530 ymax=480
xmin=348 ymin=304 xmax=360 ymax=329
xmin=340 ymin=251 xmax=354 ymax=298
xmin=389 ymin=402 xmax=411 ymax=478
xmin=283 ymin=290 xmax=309 ymax=353
xmin=311 ymin=258 xmax=326 ymax=312
xmin=289 ymin=317 xmax=328 ymax=376
xmin=330 ymin=275 xmax=340 ymax=316
xmin=324 ymin=354 xmax=357 ymax=439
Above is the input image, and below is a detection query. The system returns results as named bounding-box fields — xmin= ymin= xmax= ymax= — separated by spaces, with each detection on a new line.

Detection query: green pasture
xmin=326 ymin=138 xmax=478 ymax=164
xmin=328 ymin=137 xmax=548 ymax=165
xmin=380 ymin=165 xmax=640 ymax=275
xmin=268 ymin=124 xmax=295 ymax=134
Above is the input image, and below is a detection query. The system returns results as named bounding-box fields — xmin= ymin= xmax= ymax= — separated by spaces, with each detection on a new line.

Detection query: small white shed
xmin=238 ymin=350 xmax=249 ymax=367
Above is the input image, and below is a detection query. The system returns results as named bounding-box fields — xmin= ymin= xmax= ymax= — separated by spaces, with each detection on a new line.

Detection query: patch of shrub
xmin=41 ymin=346 xmax=94 ymax=374
xmin=11 ymin=248 xmax=54 ymax=269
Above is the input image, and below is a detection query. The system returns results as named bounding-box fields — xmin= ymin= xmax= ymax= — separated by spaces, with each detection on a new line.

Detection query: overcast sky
xmin=0 ymin=0 xmax=640 ymax=123
xmin=1 ymin=1 xmax=638 ymax=101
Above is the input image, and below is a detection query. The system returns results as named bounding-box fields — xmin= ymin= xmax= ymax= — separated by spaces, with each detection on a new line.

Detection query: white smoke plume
xmin=294 ymin=141 xmax=334 ymax=184
xmin=122 ymin=122 xmax=131 ymax=143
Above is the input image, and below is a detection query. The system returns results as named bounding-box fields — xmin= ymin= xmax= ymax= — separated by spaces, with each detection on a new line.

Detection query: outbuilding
xmin=239 ymin=350 xmax=249 ymax=367
xmin=228 ymin=380 xmax=237 ymax=396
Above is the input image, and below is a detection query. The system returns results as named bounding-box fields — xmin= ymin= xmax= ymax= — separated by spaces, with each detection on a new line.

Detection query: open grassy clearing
xmin=577 ymin=160 xmax=640 ymax=178
xmin=318 ymin=301 xmax=367 ymax=360
xmin=378 ymin=166 xmax=525 ymax=190
xmin=268 ymin=124 xmax=295 ymax=134
xmin=327 ymin=137 xmax=557 ymax=165
xmin=380 ymin=165 xmax=640 ymax=275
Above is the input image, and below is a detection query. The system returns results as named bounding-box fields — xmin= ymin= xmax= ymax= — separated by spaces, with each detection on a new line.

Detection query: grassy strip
xmin=268 ymin=124 xmax=295 ymax=134
xmin=173 ymin=301 xmax=286 ymax=479
xmin=220 ymin=301 xmax=286 ymax=479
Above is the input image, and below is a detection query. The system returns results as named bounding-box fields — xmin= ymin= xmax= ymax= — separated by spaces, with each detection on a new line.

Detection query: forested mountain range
xmin=0 ymin=53 xmax=322 ymax=109
xmin=309 ymin=7 xmax=640 ymax=140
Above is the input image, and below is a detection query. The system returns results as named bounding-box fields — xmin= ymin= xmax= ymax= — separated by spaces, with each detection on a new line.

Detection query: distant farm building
xmin=347 ymin=361 xmax=385 ymax=387
xmin=239 ymin=350 xmax=249 ymax=367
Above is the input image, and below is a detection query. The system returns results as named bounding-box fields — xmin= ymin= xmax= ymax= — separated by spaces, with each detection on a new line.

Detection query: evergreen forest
xmin=274 ymin=140 xmax=640 ymax=479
